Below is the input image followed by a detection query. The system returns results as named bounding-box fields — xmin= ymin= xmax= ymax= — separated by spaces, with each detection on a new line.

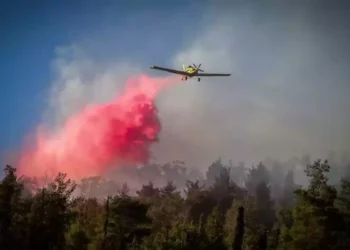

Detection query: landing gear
xmin=198 ymin=78 xmax=201 ymax=82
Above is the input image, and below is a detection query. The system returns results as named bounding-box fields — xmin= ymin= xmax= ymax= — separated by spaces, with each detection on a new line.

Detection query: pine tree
xmin=205 ymin=206 xmax=226 ymax=250
xmin=232 ymin=206 xmax=244 ymax=250
xmin=28 ymin=173 xmax=76 ymax=250
xmin=0 ymin=165 xmax=24 ymax=250
xmin=255 ymin=181 xmax=275 ymax=229
xmin=245 ymin=162 xmax=270 ymax=195
xmin=282 ymin=160 xmax=346 ymax=250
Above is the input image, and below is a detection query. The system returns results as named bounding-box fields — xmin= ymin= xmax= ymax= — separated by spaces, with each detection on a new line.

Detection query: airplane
xmin=150 ymin=63 xmax=231 ymax=82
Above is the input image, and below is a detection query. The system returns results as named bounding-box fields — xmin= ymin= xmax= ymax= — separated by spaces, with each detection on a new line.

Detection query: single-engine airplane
xmin=150 ymin=63 xmax=231 ymax=82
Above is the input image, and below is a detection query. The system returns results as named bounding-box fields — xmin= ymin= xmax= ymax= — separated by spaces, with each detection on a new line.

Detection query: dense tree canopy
xmin=1 ymin=155 xmax=350 ymax=249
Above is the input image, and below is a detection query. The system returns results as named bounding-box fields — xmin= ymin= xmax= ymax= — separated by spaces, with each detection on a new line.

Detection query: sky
xmin=1 ymin=0 xmax=350 ymax=170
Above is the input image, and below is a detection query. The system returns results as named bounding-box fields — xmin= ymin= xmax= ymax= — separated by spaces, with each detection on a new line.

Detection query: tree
xmin=206 ymin=158 xmax=226 ymax=187
xmin=205 ymin=206 xmax=226 ymax=250
xmin=148 ymin=182 xmax=184 ymax=230
xmin=105 ymin=194 xmax=151 ymax=249
xmin=210 ymin=166 xmax=244 ymax=214
xmin=160 ymin=181 xmax=178 ymax=197
xmin=276 ymin=208 xmax=293 ymax=249
xmin=282 ymin=160 xmax=346 ymax=250
xmin=136 ymin=181 xmax=160 ymax=200
xmin=0 ymin=165 xmax=25 ymax=250
xmin=66 ymin=225 xmax=90 ymax=250
xmin=335 ymin=179 xmax=350 ymax=248
xmin=225 ymin=198 xmax=260 ymax=250
xmin=4 ymin=155 xmax=350 ymax=249
xmin=245 ymin=162 xmax=270 ymax=195
xmin=28 ymin=173 xmax=76 ymax=250
xmin=232 ymin=206 xmax=244 ymax=250
xmin=184 ymin=180 xmax=205 ymax=201
xmin=68 ymin=197 xmax=104 ymax=250
xmin=185 ymin=182 xmax=216 ymax=224
xmin=267 ymin=225 xmax=280 ymax=250
xmin=255 ymin=181 xmax=275 ymax=229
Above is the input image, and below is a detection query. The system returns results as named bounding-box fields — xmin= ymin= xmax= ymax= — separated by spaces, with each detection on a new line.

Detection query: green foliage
xmin=278 ymin=160 xmax=347 ymax=250
xmin=225 ymin=198 xmax=260 ymax=250
xmin=104 ymin=194 xmax=151 ymax=249
xmin=267 ymin=225 xmax=280 ymax=250
xmin=148 ymin=181 xmax=185 ymax=231
xmin=1 ymin=156 xmax=350 ymax=249
xmin=205 ymin=206 xmax=225 ymax=249
xmin=185 ymin=181 xmax=216 ymax=223
xmin=68 ymin=197 xmax=105 ymax=249
xmin=28 ymin=173 xmax=76 ymax=250
xmin=66 ymin=223 xmax=90 ymax=250
xmin=0 ymin=165 xmax=25 ymax=250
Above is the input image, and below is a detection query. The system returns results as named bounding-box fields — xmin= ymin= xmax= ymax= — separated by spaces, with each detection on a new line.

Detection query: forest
xmin=1 ymin=154 xmax=350 ymax=250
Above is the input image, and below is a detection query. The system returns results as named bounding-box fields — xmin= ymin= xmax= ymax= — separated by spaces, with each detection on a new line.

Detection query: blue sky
xmin=1 ymin=0 xmax=350 ymax=168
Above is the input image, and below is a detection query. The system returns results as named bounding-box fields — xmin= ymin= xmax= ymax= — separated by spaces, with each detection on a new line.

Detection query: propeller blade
xmin=198 ymin=63 xmax=201 ymax=68
xmin=198 ymin=69 xmax=204 ymax=72
xmin=193 ymin=63 xmax=197 ymax=68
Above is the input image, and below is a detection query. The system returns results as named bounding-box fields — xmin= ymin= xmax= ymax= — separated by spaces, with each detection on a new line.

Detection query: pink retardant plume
xmin=17 ymin=74 xmax=180 ymax=181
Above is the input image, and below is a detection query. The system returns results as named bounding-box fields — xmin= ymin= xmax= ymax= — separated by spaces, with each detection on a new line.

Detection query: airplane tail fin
xmin=182 ymin=64 xmax=185 ymax=71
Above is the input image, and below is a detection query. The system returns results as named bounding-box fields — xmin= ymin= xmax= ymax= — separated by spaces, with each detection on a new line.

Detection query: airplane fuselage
xmin=182 ymin=65 xmax=200 ymax=80
xmin=183 ymin=65 xmax=197 ymax=75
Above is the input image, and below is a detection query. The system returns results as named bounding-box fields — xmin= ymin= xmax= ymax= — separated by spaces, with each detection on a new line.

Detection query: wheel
xmin=198 ymin=78 xmax=201 ymax=82
xmin=185 ymin=77 xmax=188 ymax=80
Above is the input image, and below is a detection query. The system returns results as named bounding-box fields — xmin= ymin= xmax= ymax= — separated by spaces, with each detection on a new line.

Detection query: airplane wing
xmin=150 ymin=65 xmax=190 ymax=76
xmin=196 ymin=73 xmax=231 ymax=77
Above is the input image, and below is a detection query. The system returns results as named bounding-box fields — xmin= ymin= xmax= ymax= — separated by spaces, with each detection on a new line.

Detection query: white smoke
xmin=43 ymin=3 xmax=350 ymax=172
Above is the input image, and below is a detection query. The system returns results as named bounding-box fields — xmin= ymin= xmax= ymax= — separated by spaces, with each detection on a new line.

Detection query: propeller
xmin=193 ymin=63 xmax=204 ymax=72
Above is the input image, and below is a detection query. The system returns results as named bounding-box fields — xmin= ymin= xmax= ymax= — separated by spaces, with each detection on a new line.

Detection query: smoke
xmin=12 ymin=1 xmax=350 ymax=186
xmin=151 ymin=3 xmax=350 ymax=166
xmin=17 ymin=48 xmax=181 ymax=181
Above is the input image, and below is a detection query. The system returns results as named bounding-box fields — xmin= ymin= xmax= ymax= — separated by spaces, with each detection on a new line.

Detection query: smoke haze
xmin=158 ymin=1 xmax=350 ymax=166
xmin=10 ymin=1 xmax=350 ymax=187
